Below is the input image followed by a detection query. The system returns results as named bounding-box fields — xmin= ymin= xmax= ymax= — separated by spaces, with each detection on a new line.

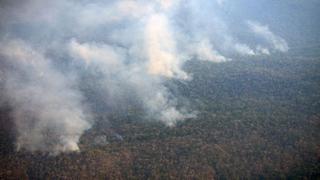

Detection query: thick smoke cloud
xmin=145 ymin=13 xmax=188 ymax=79
xmin=0 ymin=40 xmax=91 ymax=154
xmin=0 ymin=0 xmax=289 ymax=154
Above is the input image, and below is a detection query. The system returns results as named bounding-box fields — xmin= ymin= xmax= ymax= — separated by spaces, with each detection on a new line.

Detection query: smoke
xmin=0 ymin=39 xmax=91 ymax=154
xmin=0 ymin=0 xmax=289 ymax=154
xmin=192 ymin=39 xmax=229 ymax=62
xmin=145 ymin=13 xmax=188 ymax=79
xmin=248 ymin=21 xmax=289 ymax=52
xmin=216 ymin=0 xmax=227 ymax=6
xmin=68 ymin=38 xmax=194 ymax=127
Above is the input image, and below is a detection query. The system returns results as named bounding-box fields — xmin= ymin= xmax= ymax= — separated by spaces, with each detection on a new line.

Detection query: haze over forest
xmin=0 ymin=0 xmax=319 ymax=179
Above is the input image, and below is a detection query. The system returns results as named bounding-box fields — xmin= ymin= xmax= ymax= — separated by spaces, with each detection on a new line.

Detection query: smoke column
xmin=0 ymin=40 xmax=91 ymax=154
xmin=0 ymin=0 xmax=289 ymax=154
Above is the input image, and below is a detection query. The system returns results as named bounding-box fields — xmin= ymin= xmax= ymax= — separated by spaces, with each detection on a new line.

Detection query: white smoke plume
xmin=145 ymin=14 xmax=189 ymax=79
xmin=0 ymin=0 xmax=289 ymax=154
xmin=248 ymin=21 xmax=289 ymax=52
xmin=68 ymin=38 xmax=193 ymax=126
xmin=192 ymin=39 xmax=228 ymax=62
xmin=234 ymin=43 xmax=256 ymax=56
xmin=0 ymin=40 xmax=91 ymax=154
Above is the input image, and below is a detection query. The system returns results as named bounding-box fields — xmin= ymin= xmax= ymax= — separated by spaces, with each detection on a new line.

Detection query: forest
xmin=0 ymin=0 xmax=319 ymax=179
xmin=1 ymin=50 xmax=319 ymax=179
